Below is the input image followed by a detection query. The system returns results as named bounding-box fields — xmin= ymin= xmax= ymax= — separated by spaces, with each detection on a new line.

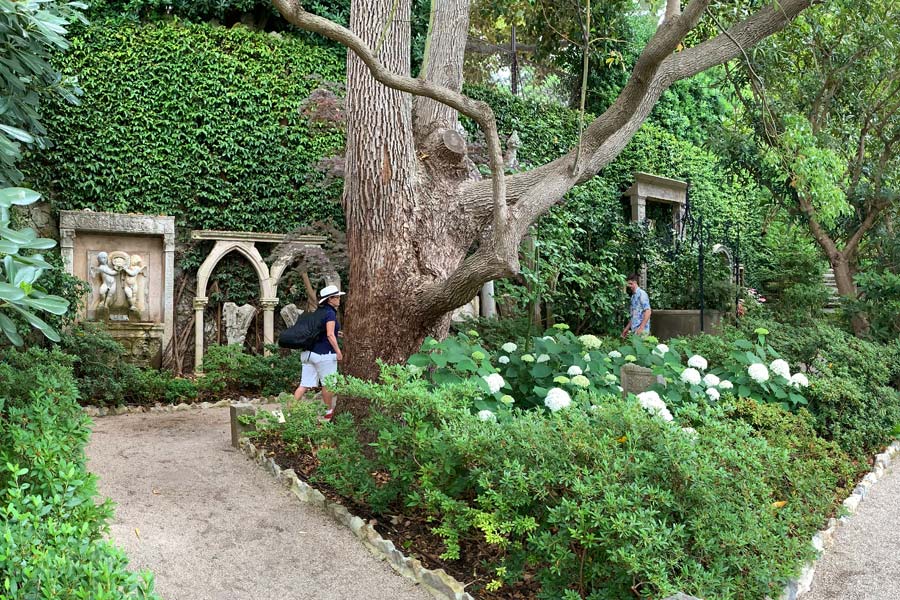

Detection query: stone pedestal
xmin=620 ymin=363 xmax=664 ymax=397
xmin=230 ymin=403 xmax=257 ymax=448
xmin=652 ymin=309 xmax=723 ymax=340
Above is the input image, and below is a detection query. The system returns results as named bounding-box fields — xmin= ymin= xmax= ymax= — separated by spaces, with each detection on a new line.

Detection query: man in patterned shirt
xmin=621 ymin=273 xmax=651 ymax=338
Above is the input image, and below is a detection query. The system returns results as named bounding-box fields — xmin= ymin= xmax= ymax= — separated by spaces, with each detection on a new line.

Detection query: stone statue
xmin=90 ymin=251 xmax=118 ymax=311
xmin=223 ymin=303 xmax=257 ymax=346
xmin=122 ymin=254 xmax=147 ymax=313
xmin=280 ymin=303 xmax=302 ymax=328
xmin=504 ymin=131 xmax=521 ymax=172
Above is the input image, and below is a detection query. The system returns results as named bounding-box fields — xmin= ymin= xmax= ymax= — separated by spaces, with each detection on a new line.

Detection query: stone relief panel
xmin=87 ymin=249 xmax=151 ymax=322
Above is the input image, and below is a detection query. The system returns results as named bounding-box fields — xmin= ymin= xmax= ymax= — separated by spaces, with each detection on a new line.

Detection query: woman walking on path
xmin=293 ymin=285 xmax=344 ymax=421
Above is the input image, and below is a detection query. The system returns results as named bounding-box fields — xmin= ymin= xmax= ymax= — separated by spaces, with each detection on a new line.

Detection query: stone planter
xmin=652 ymin=309 xmax=724 ymax=340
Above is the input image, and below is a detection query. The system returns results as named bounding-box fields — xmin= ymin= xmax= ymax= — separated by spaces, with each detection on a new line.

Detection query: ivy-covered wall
xmin=24 ymin=18 xmax=346 ymax=232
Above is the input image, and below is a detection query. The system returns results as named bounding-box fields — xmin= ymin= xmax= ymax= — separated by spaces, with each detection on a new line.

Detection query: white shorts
xmin=299 ymin=351 xmax=338 ymax=388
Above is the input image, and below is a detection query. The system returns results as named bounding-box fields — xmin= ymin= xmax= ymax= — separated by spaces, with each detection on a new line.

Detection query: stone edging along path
xmin=84 ymin=400 xmax=900 ymax=600
xmin=777 ymin=438 xmax=900 ymax=600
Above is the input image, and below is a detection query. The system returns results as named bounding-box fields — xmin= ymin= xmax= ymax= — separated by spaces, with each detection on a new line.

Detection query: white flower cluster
xmin=498 ymin=356 xmax=510 ymax=364
xmin=571 ymin=375 xmax=590 ymax=388
xmin=501 ymin=342 xmax=518 ymax=353
xmin=687 ymin=354 xmax=708 ymax=371
xmin=579 ymin=334 xmax=603 ymax=350
xmin=790 ymin=373 xmax=809 ymax=388
xmin=748 ymin=362 xmax=769 ymax=383
xmin=637 ymin=391 xmax=674 ymax=422
xmin=608 ymin=350 xmax=622 ymax=359
xmin=653 ymin=343 xmax=669 ymax=356
xmin=544 ymin=387 xmax=572 ymax=412
xmin=478 ymin=410 xmax=496 ymax=422
xmin=567 ymin=365 xmax=583 ymax=376
xmin=680 ymin=367 xmax=702 ymax=386
xmin=536 ymin=354 xmax=551 ymax=363
xmin=770 ymin=359 xmax=791 ymax=380
xmin=483 ymin=373 xmax=505 ymax=394
xmin=719 ymin=380 xmax=734 ymax=390
xmin=706 ymin=387 xmax=720 ymax=401
xmin=703 ymin=373 xmax=720 ymax=387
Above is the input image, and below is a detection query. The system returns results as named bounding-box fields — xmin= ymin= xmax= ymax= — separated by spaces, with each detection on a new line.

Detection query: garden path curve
xmin=85 ymin=407 xmax=431 ymax=600
xmin=805 ymin=459 xmax=900 ymax=600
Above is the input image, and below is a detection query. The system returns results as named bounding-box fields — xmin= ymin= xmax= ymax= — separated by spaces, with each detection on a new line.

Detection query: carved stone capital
xmin=60 ymin=229 xmax=76 ymax=247
xmin=193 ymin=297 xmax=209 ymax=310
xmin=259 ymin=298 xmax=279 ymax=311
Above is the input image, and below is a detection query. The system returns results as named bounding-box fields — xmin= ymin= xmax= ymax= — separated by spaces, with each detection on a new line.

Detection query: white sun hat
xmin=318 ymin=285 xmax=346 ymax=304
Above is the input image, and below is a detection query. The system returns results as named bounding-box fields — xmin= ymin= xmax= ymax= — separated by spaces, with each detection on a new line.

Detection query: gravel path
xmin=804 ymin=462 xmax=900 ymax=600
xmin=85 ymin=407 xmax=431 ymax=600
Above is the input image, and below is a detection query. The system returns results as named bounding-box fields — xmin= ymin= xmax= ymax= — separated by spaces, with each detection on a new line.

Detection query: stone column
xmin=480 ymin=281 xmax=497 ymax=319
xmin=60 ymin=229 xmax=76 ymax=275
xmin=193 ymin=296 xmax=208 ymax=372
xmin=260 ymin=298 xmax=278 ymax=355
xmin=163 ymin=231 xmax=176 ymax=352
xmin=630 ymin=195 xmax=647 ymax=223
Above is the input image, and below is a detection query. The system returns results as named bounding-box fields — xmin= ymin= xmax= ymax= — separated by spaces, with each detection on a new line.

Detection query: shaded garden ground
xmin=85 ymin=407 xmax=430 ymax=600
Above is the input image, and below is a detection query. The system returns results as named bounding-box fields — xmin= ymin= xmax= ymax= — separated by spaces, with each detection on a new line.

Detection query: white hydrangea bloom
xmin=542 ymin=336 xmax=555 ymax=342
xmin=579 ymin=334 xmax=603 ymax=350
xmin=658 ymin=408 xmax=674 ymax=422
xmin=544 ymin=387 xmax=572 ymax=412
xmin=500 ymin=395 xmax=515 ymax=406
xmin=770 ymin=359 xmax=791 ymax=380
xmin=748 ymin=363 xmax=770 ymax=383
xmin=567 ymin=365 xmax=583 ymax=376
xmin=702 ymin=373 xmax=720 ymax=387
xmin=681 ymin=426 xmax=698 ymax=439
xmin=604 ymin=373 xmax=618 ymax=384
xmin=483 ymin=373 xmax=505 ymax=394
xmin=706 ymin=387 xmax=720 ymax=401
xmin=583 ymin=353 xmax=592 ymax=362
xmin=687 ymin=355 xmax=708 ymax=371
xmin=718 ymin=380 xmax=734 ymax=390
xmin=521 ymin=354 xmax=535 ymax=363
xmin=608 ymin=350 xmax=622 ymax=359
xmin=653 ymin=343 xmax=670 ymax=356
xmin=553 ymin=376 xmax=570 ymax=385
xmin=638 ymin=391 xmax=674 ymax=422
xmin=571 ymin=375 xmax=590 ymax=388
xmin=680 ymin=367 xmax=702 ymax=386
xmin=498 ymin=356 xmax=510 ymax=364
xmin=790 ymin=373 xmax=809 ymax=388
xmin=536 ymin=354 xmax=551 ymax=363
xmin=501 ymin=342 xmax=518 ymax=353
xmin=477 ymin=410 xmax=496 ymax=422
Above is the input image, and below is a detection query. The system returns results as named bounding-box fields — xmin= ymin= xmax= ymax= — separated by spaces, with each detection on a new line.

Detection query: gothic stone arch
xmin=191 ymin=230 xmax=325 ymax=371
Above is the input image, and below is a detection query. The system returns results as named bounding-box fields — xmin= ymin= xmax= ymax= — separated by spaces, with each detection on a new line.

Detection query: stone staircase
xmin=823 ymin=268 xmax=841 ymax=309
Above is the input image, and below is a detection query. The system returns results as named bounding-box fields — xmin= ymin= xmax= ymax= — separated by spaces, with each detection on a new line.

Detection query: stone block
xmin=328 ymin=503 xmax=352 ymax=527
xmin=420 ymin=568 xmax=464 ymax=598
xmin=349 ymin=516 xmax=366 ymax=539
xmin=308 ymin=487 xmax=326 ymax=508
xmin=620 ymin=363 xmax=660 ymax=396
xmin=843 ymin=493 xmax=862 ymax=514
xmin=291 ymin=480 xmax=309 ymax=503
xmin=230 ymin=403 xmax=257 ymax=448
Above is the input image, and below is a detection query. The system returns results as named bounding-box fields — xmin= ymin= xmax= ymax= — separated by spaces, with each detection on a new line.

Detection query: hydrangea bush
xmin=409 ymin=324 xmax=812 ymax=422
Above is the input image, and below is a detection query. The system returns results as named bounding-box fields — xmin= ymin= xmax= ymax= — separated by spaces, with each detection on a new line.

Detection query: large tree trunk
xmin=341 ymin=0 xmax=476 ymax=382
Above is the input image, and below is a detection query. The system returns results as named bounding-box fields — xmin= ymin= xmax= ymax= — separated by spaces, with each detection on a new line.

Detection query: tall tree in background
xmin=724 ymin=0 xmax=899 ymax=333
xmin=272 ymin=0 xmax=814 ymax=381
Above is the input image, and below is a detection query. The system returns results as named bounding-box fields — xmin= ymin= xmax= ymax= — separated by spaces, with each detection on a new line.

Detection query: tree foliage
xmin=0 ymin=0 xmax=86 ymax=186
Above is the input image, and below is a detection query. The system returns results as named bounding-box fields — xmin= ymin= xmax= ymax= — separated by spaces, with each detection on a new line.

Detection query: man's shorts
xmin=300 ymin=351 xmax=338 ymax=388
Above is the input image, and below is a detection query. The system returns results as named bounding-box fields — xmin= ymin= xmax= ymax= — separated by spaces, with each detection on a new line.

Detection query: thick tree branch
xmin=274 ymin=0 xmax=510 ymax=259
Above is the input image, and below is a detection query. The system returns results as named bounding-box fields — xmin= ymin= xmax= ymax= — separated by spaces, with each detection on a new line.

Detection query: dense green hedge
xmin=0 ymin=347 xmax=160 ymax=598
xmin=24 ymin=18 xmax=345 ymax=232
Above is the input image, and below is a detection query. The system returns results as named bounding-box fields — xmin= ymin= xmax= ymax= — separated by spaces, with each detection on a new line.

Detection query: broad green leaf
xmin=22 ymin=295 xmax=69 ymax=315
xmin=0 ymin=187 xmax=40 ymax=208
xmin=0 ymin=282 xmax=25 ymax=301
xmin=0 ymin=313 xmax=23 ymax=346
xmin=8 ymin=304 xmax=60 ymax=342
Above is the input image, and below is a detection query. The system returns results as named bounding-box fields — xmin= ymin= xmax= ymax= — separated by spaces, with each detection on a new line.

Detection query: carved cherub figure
xmin=122 ymin=254 xmax=147 ymax=312
xmin=90 ymin=251 xmax=118 ymax=309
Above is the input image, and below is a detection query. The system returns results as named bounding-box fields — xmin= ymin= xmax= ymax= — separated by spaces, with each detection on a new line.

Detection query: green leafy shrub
xmin=0 ymin=347 xmax=159 ymax=598
xmin=58 ymin=322 xmax=142 ymax=406
xmin=270 ymin=364 xmax=849 ymax=599
xmin=198 ymin=344 xmax=303 ymax=397
xmin=0 ymin=187 xmax=71 ymax=345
